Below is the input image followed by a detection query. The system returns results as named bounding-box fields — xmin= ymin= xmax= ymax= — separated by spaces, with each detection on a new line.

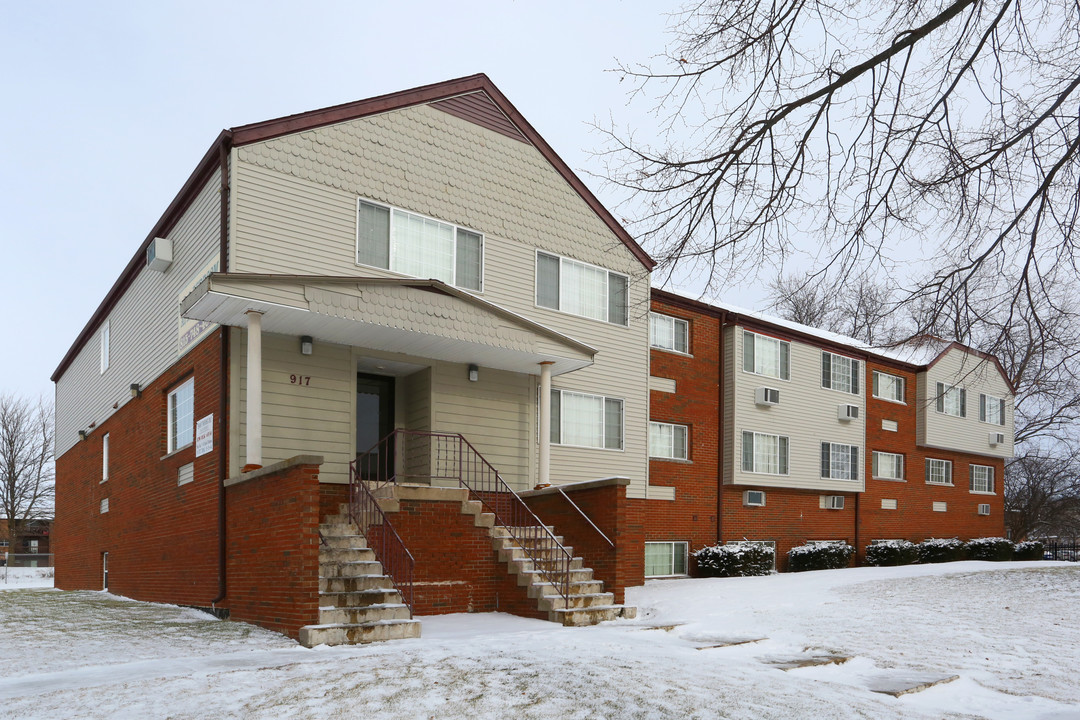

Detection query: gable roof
xmin=52 ymin=74 xmax=652 ymax=383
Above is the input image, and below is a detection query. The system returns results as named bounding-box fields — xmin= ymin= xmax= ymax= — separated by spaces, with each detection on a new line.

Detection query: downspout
xmin=716 ymin=310 xmax=727 ymax=544
xmin=212 ymin=134 xmax=232 ymax=606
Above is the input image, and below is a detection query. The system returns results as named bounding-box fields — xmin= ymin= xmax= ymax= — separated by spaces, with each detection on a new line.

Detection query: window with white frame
xmin=102 ymin=433 xmax=109 ymax=483
xmin=872 ymin=451 xmax=904 ymax=480
xmin=99 ymin=320 xmax=110 ymax=374
xmin=168 ymin=378 xmax=195 ymax=453
xmin=741 ymin=431 xmax=789 ymax=475
xmin=822 ymin=352 xmax=860 ymax=394
xmin=926 ymin=458 xmax=953 ymax=485
xmin=550 ymin=389 xmax=623 ymax=450
xmin=649 ymin=422 xmax=688 ymax=460
xmin=980 ymin=394 xmax=1006 ymax=426
xmin=356 ymin=199 xmax=483 ymax=291
xmin=644 ymin=541 xmax=688 ymax=577
xmin=936 ymin=382 xmax=966 ymax=417
xmin=970 ymin=464 xmax=995 ymax=493
xmin=743 ymin=331 xmax=790 ymax=380
xmin=873 ymin=371 xmax=905 ymax=403
xmin=650 ymin=313 xmax=689 ymax=353
xmin=821 ymin=442 xmax=859 ymax=480
xmin=536 ymin=252 xmax=628 ymax=326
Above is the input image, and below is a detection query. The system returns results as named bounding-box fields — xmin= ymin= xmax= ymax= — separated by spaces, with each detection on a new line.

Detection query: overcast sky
xmin=0 ymin=1 xmax=752 ymax=401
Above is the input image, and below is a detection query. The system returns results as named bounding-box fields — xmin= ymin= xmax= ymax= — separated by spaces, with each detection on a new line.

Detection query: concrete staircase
xmin=298 ymin=515 xmax=421 ymax=648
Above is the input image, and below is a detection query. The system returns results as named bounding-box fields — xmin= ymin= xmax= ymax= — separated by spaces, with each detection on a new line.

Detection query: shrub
xmin=1013 ymin=540 xmax=1044 ymax=561
xmin=695 ymin=543 xmax=774 ymax=577
xmin=917 ymin=538 xmax=967 ymax=564
xmin=966 ymin=537 xmax=1015 ymax=561
xmin=864 ymin=540 xmax=919 ymax=567
xmin=787 ymin=543 xmax=855 ymax=572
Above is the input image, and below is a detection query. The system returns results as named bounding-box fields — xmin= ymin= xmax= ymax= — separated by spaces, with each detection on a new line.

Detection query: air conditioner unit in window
xmin=838 ymin=404 xmax=860 ymax=421
xmin=743 ymin=490 xmax=766 ymax=507
xmin=823 ymin=495 xmax=845 ymax=510
xmin=146 ymin=237 xmax=173 ymax=272
xmin=977 ymin=504 xmax=991 ymax=516
xmin=755 ymin=387 xmax=780 ymax=406
xmin=988 ymin=432 xmax=1005 ymax=447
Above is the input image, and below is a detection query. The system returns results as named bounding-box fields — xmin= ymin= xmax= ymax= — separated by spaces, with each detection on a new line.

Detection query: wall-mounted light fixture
xmin=468 ymin=364 xmax=479 ymax=382
xmin=300 ymin=336 xmax=314 ymax=356
xmin=130 ymin=383 xmax=141 ymax=399
xmin=78 ymin=430 xmax=88 ymax=441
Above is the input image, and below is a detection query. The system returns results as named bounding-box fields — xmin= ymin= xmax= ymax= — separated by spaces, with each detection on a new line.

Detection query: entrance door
xmin=102 ymin=552 xmax=109 ymax=591
xmin=356 ymin=373 xmax=395 ymax=480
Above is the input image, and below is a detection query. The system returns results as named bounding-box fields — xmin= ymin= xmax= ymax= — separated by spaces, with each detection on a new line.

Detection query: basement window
xmin=645 ymin=541 xmax=688 ymax=577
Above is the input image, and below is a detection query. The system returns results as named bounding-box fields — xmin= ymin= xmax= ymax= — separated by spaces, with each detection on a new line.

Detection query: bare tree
xmin=1005 ymin=452 xmax=1080 ymax=539
xmin=0 ymin=395 xmax=54 ymax=554
xmin=768 ymin=271 xmax=903 ymax=345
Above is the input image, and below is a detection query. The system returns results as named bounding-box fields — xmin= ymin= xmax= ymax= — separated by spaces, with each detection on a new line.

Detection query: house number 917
xmin=290 ymin=374 xmax=311 ymax=386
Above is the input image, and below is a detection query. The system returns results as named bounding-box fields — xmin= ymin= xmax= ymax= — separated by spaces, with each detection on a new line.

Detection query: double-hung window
xmin=926 ymin=458 xmax=953 ymax=485
xmin=536 ymin=252 xmax=628 ymax=325
xmin=741 ymin=431 xmax=789 ymax=475
xmin=872 ymin=451 xmax=904 ymax=480
xmin=168 ymin=378 xmax=195 ymax=453
xmin=649 ymin=422 xmax=688 ymax=460
xmin=822 ymin=352 xmax=860 ymax=394
xmin=357 ymin=199 xmax=483 ymax=292
xmin=872 ymin=371 xmax=905 ymax=403
xmin=550 ymin=389 xmax=623 ymax=450
xmin=970 ymin=465 xmax=995 ymax=493
xmin=936 ymin=383 xmax=966 ymax=417
xmin=743 ymin=331 xmax=790 ymax=380
xmin=821 ymin=443 xmax=859 ymax=480
xmin=644 ymin=541 xmax=688 ymax=577
xmin=650 ymin=313 xmax=689 ymax=353
xmin=980 ymin=394 xmax=1006 ymax=426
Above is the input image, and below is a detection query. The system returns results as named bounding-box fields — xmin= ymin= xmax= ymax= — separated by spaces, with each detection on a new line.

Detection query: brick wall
xmin=54 ymin=329 xmax=225 ymax=603
xmin=320 ymin=483 xmax=349 ymax=521
xmin=224 ymin=457 xmax=322 ymax=639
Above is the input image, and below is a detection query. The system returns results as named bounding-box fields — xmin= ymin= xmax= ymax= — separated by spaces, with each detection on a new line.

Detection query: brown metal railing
xmin=348 ymin=460 xmax=415 ymax=617
xmin=355 ymin=429 xmax=574 ymax=605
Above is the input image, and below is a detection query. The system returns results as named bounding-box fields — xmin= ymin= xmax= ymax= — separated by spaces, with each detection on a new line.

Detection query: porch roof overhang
xmin=180 ymin=274 xmax=596 ymax=376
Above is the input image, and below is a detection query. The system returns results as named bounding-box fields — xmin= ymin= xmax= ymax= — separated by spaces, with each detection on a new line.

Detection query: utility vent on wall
xmin=743 ymin=490 xmax=766 ymax=507
xmin=146 ymin=237 xmax=173 ymax=272
xmin=838 ymin=404 xmax=860 ymax=421
xmin=755 ymin=387 xmax=780 ymax=406
xmin=988 ymin=432 xmax=1005 ymax=447
xmin=822 ymin=495 xmax=845 ymax=510
xmin=977 ymin=504 xmax=991 ymax=516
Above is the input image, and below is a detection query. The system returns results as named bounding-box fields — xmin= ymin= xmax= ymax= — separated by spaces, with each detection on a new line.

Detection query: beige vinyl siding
xmin=917 ymin=348 xmax=1014 ymax=458
xmin=729 ymin=325 xmax=866 ymax=493
xmin=399 ymin=367 xmax=432 ymax=480
xmin=722 ymin=325 xmax=736 ymax=485
xmin=56 ymin=169 xmax=221 ymax=459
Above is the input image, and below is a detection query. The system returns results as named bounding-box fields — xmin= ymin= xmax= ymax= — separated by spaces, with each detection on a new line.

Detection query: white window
xmin=550 ymin=389 xmax=623 ymax=450
xmin=178 ymin=462 xmax=194 ymax=486
xmin=980 ymin=394 xmax=1006 ymax=426
xmin=102 ymin=433 xmax=109 ymax=482
xmin=926 ymin=458 xmax=953 ymax=485
xmin=872 ymin=451 xmax=904 ymax=480
xmin=649 ymin=422 xmax=688 ymax=460
xmin=933 ymin=501 xmax=948 ymax=512
xmin=822 ymin=352 xmax=860 ymax=395
xmin=100 ymin=498 xmax=109 ymax=514
xmin=881 ymin=498 xmax=898 ymax=510
xmin=536 ymin=252 xmax=628 ymax=326
xmin=650 ymin=313 xmax=689 ymax=353
xmin=743 ymin=331 xmax=790 ymax=380
xmin=168 ymin=378 xmax=195 ymax=453
xmin=644 ymin=541 xmax=688 ymax=577
xmin=970 ymin=464 xmax=995 ymax=493
xmin=821 ymin=442 xmax=859 ymax=480
xmin=872 ymin=371 xmax=905 ymax=403
xmin=936 ymin=382 xmax=966 ymax=417
xmin=741 ymin=431 xmax=789 ymax=475
xmin=99 ymin=320 xmax=110 ymax=374
xmin=28 ymin=539 xmax=39 ymax=552
xmin=356 ymin=199 xmax=483 ymax=292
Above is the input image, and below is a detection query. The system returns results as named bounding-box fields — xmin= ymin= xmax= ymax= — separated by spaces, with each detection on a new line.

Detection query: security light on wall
xmin=130 ymin=383 xmax=141 ymax=399
xmin=468 ymin=364 xmax=479 ymax=382
xmin=78 ymin=430 xmax=88 ymax=441
xmin=300 ymin=336 xmax=313 ymax=356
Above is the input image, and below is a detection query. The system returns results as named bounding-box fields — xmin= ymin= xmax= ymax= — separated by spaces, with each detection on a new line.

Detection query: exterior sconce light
xmin=78 ymin=430 xmax=88 ymax=441
xmin=130 ymin=383 xmax=141 ymax=399
xmin=468 ymin=364 xmax=479 ymax=382
xmin=300 ymin=336 xmax=314 ymax=356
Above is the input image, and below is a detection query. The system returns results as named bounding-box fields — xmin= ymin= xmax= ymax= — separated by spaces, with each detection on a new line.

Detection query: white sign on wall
xmin=195 ymin=414 xmax=214 ymax=457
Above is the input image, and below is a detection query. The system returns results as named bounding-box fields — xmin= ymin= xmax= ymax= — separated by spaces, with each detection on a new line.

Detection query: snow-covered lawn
xmin=1 ymin=562 xmax=1078 ymax=719
xmin=1 ymin=565 xmax=54 ymax=589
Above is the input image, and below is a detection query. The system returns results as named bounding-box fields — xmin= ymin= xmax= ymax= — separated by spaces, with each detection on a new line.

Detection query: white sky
xmin=0 ymin=0 xmax=754 ymax=401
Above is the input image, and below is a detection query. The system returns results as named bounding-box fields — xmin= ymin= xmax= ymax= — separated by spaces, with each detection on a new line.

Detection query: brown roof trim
xmin=51 ymin=130 xmax=233 ymax=383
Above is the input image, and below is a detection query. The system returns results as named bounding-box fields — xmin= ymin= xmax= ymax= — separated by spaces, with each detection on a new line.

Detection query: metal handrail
xmin=556 ymin=487 xmax=615 ymax=548
xmin=348 ymin=459 xmax=415 ymax=617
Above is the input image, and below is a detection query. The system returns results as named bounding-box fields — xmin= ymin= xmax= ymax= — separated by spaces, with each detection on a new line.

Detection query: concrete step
xmin=320 ymin=560 xmax=384 ymax=578
xmin=549 ymin=605 xmax=638 ymax=627
xmin=320 ymin=522 xmax=359 ymax=536
xmin=514 ymin=566 xmax=595 ymax=586
xmin=321 ymin=535 xmax=368 ymax=550
xmin=317 ymin=603 xmax=412 ymax=625
xmin=537 ymin=592 xmax=615 ymax=612
xmin=299 ymin=618 xmax=421 ymax=647
xmin=319 ymin=547 xmax=375 ymax=564
xmin=319 ymin=589 xmax=401 ymax=608
xmin=319 ymin=575 xmax=397 ymax=593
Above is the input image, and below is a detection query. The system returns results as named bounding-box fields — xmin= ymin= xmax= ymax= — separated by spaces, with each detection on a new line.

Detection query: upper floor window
xmin=873 ymin=371 xmax=905 ymax=403
xmin=970 ymin=464 xmax=995 ymax=493
xmin=872 ymin=450 xmax=904 ymax=480
xmin=102 ymin=433 xmax=109 ymax=483
xmin=550 ymin=389 xmax=623 ymax=450
xmin=649 ymin=421 xmax=688 ymax=460
xmin=935 ymin=382 xmax=966 ymax=417
xmin=99 ymin=320 xmax=110 ymax=374
xmin=536 ymin=252 xmax=628 ymax=326
xmin=741 ymin=431 xmax=789 ymax=475
xmin=980 ymin=394 xmax=1006 ymax=426
xmin=650 ymin=313 xmax=689 ymax=353
xmin=168 ymin=378 xmax=195 ymax=453
xmin=356 ymin=200 xmax=483 ymax=292
xmin=821 ymin=442 xmax=859 ymax=480
xmin=926 ymin=458 xmax=953 ymax=485
xmin=743 ymin=331 xmax=790 ymax=380
xmin=822 ymin=352 xmax=860 ymax=395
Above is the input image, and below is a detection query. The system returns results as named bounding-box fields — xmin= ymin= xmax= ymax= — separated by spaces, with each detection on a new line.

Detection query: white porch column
xmin=245 ymin=310 xmax=264 ymax=470
xmin=538 ymin=361 xmax=553 ymax=487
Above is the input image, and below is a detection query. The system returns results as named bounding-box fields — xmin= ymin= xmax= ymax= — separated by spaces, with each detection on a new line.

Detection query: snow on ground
xmin=0 ymin=562 xmax=1077 ymax=719
xmin=0 ymin=566 xmax=54 ymax=590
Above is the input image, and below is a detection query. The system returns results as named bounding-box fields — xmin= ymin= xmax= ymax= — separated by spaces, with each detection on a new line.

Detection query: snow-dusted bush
xmin=694 ymin=543 xmax=774 ymax=577
xmin=787 ymin=543 xmax=855 ymax=572
xmin=1014 ymin=540 xmax=1045 ymax=561
xmin=966 ymin=537 xmax=1015 ymax=561
xmin=917 ymin=538 xmax=967 ymax=564
xmin=864 ymin=540 xmax=918 ymax=567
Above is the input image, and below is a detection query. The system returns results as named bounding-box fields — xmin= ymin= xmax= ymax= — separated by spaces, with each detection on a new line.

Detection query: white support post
xmin=245 ymin=310 xmax=264 ymax=470
xmin=538 ymin=361 xmax=553 ymax=487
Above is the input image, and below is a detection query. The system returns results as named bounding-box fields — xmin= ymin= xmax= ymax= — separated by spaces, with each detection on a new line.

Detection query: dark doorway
xmin=356 ymin=373 xmax=395 ymax=480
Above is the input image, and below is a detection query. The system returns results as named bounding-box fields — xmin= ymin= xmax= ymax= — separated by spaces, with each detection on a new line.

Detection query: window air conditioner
xmin=988 ymin=432 xmax=1005 ymax=447
xmin=823 ymin=495 xmax=845 ymax=510
xmin=146 ymin=237 xmax=173 ymax=272
xmin=977 ymin=504 xmax=991 ymax=516
xmin=755 ymin=387 xmax=780 ymax=406
xmin=838 ymin=404 xmax=860 ymax=421
xmin=743 ymin=490 xmax=766 ymax=507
